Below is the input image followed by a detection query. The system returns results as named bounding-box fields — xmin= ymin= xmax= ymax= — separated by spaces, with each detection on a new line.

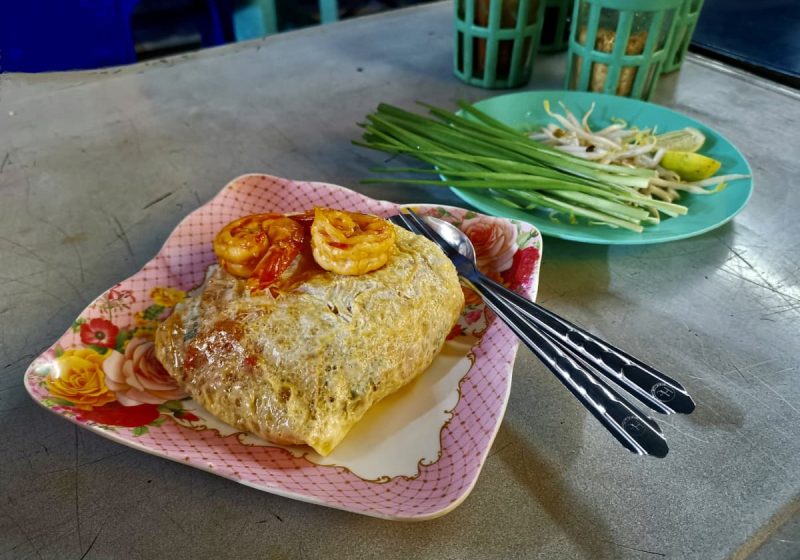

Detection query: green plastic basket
xmin=565 ymin=0 xmax=681 ymax=100
xmin=538 ymin=0 xmax=573 ymax=53
xmin=662 ymin=0 xmax=704 ymax=73
xmin=454 ymin=0 xmax=547 ymax=89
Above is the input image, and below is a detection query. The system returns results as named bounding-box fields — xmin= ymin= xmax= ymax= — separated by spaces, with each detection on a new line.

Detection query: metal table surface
xmin=1 ymin=3 xmax=798 ymax=559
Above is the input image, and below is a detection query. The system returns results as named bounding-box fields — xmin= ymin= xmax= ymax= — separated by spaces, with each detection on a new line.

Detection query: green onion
xmin=354 ymin=101 xmax=690 ymax=231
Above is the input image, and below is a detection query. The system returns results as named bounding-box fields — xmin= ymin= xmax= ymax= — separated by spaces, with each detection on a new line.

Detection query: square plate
xmin=24 ymin=174 xmax=542 ymax=520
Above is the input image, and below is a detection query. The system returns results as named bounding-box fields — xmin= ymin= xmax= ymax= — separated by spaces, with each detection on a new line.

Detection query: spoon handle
xmin=468 ymin=278 xmax=669 ymax=458
xmin=475 ymin=275 xmax=695 ymax=415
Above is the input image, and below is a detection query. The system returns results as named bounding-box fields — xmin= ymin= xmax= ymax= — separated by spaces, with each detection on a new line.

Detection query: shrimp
xmin=310 ymin=208 xmax=395 ymax=275
xmin=212 ymin=214 xmax=305 ymax=290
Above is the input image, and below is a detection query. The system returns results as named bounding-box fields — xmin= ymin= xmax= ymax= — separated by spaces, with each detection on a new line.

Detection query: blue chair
xmin=0 ymin=0 xmax=228 ymax=72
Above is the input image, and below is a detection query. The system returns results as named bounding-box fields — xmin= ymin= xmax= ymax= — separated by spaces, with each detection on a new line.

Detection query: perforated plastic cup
xmin=565 ymin=0 xmax=681 ymax=99
xmin=662 ymin=0 xmax=705 ymax=73
xmin=454 ymin=0 xmax=547 ymax=89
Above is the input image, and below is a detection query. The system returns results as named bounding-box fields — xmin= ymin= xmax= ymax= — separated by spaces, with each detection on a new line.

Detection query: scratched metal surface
xmin=0 ymin=3 xmax=798 ymax=559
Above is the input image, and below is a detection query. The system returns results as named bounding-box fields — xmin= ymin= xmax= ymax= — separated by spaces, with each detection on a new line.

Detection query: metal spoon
xmin=424 ymin=215 xmax=694 ymax=415
xmin=391 ymin=211 xmax=672 ymax=457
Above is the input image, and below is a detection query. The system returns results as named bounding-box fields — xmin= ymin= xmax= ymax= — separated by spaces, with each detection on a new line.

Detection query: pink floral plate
xmin=24 ymin=174 xmax=542 ymax=520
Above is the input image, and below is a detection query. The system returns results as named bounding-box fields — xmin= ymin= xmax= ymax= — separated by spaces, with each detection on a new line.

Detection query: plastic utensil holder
xmin=662 ymin=0 xmax=704 ymax=73
xmin=565 ymin=0 xmax=681 ymax=99
xmin=454 ymin=0 xmax=546 ymax=88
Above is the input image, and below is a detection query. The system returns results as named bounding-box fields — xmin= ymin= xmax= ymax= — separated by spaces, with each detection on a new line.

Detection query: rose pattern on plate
xmin=45 ymin=348 xmax=117 ymax=411
xmin=415 ymin=206 xmax=541 ymax=340
xmin=30 ymin=286 xmax=192 ymax=436
xmin=460 ymin=214 xmax=518 ymax=274
xmin=104 ymin=338 xmax=188 ymax=406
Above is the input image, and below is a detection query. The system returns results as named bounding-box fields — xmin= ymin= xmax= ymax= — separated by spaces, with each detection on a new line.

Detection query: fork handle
xmin=468 ymin=279 xmax=669 ymax=458
xmin=476 ymin=275 xmax=695 ymax=415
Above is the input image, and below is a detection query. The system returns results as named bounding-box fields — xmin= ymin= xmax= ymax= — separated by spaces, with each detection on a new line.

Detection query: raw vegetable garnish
xmin=355 ymin=100 xmax=750 ymax=232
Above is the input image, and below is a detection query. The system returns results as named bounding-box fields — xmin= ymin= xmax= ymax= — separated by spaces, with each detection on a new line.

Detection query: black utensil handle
xmin=477 ymin=275 xmax=695 ymax=415
xmin=469 ymin=279 xmax=668 ymax=458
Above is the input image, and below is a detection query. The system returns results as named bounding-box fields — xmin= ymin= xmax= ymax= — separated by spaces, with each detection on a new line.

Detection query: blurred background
xmin=0 ymin=0 xmax=437 ymax=72
xmin=0 ymin=0 xmax=798 ymax=88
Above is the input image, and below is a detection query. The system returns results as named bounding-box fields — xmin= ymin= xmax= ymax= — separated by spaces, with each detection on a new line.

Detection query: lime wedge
xmin=660 ymin=151 xmax=722 ymax=181
xmin=655 ymin=127 xmax=706 ymax=152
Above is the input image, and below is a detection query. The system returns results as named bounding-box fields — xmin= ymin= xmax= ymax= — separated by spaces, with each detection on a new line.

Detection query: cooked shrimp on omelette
xmin=310 ymin=207 xmax=395 ymax=275
xmin=212 ymin=208 xmax=396 ymax=290
xmin=212 ymin=213 xmax=306 ymax=291
xmin=155 ymin=208 xmax=464 ymax=456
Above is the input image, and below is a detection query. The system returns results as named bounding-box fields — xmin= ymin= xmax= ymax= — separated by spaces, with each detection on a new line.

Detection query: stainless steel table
xmin=1 ymin=3 xmax=798 ymax=559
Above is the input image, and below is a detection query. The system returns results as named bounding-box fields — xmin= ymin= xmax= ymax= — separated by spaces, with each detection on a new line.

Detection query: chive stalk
xmin=355 ymin=101 xmax=690 ymax=230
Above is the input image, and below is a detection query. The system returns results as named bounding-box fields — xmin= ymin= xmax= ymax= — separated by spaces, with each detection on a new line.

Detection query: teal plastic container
xmin=454 ymin=0 xmax=547 ymax=88
xmin=565 ymin=0 xmax=681 ymax=99
xmin=662 ymin=0 xmax=705 ymax=73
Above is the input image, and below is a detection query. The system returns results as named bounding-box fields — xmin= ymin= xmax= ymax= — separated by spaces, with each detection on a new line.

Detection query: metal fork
xmin=394 ymin=209 xmax=694 ymax=414
xmin=391 ymin=209 xmax=681 ymax=457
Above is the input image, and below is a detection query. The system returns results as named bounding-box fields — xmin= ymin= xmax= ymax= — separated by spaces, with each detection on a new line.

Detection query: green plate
xmin=450 ymin=90 xmax=754 ymax=245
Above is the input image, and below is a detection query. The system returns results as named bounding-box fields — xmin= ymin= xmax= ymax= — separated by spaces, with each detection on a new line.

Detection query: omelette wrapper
xmin=155 ymin=214 xmax=463 ymax=456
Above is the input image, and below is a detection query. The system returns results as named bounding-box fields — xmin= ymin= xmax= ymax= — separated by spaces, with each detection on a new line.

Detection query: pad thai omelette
xmin=155 ymin=209 xmax=464 ymax=455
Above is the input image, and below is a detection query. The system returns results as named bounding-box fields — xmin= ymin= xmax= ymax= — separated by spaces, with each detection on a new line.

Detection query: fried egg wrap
xmin=155 ymin=225 xmax=463 ymax=455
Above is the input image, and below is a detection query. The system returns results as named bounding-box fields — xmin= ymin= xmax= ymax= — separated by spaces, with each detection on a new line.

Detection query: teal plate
xmin=450 ymin=90 xmax=754 ymax=245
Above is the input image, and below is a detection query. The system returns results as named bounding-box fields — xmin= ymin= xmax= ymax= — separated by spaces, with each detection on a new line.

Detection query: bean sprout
xmin=530 ymin=101 xmax=745 ymax=200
